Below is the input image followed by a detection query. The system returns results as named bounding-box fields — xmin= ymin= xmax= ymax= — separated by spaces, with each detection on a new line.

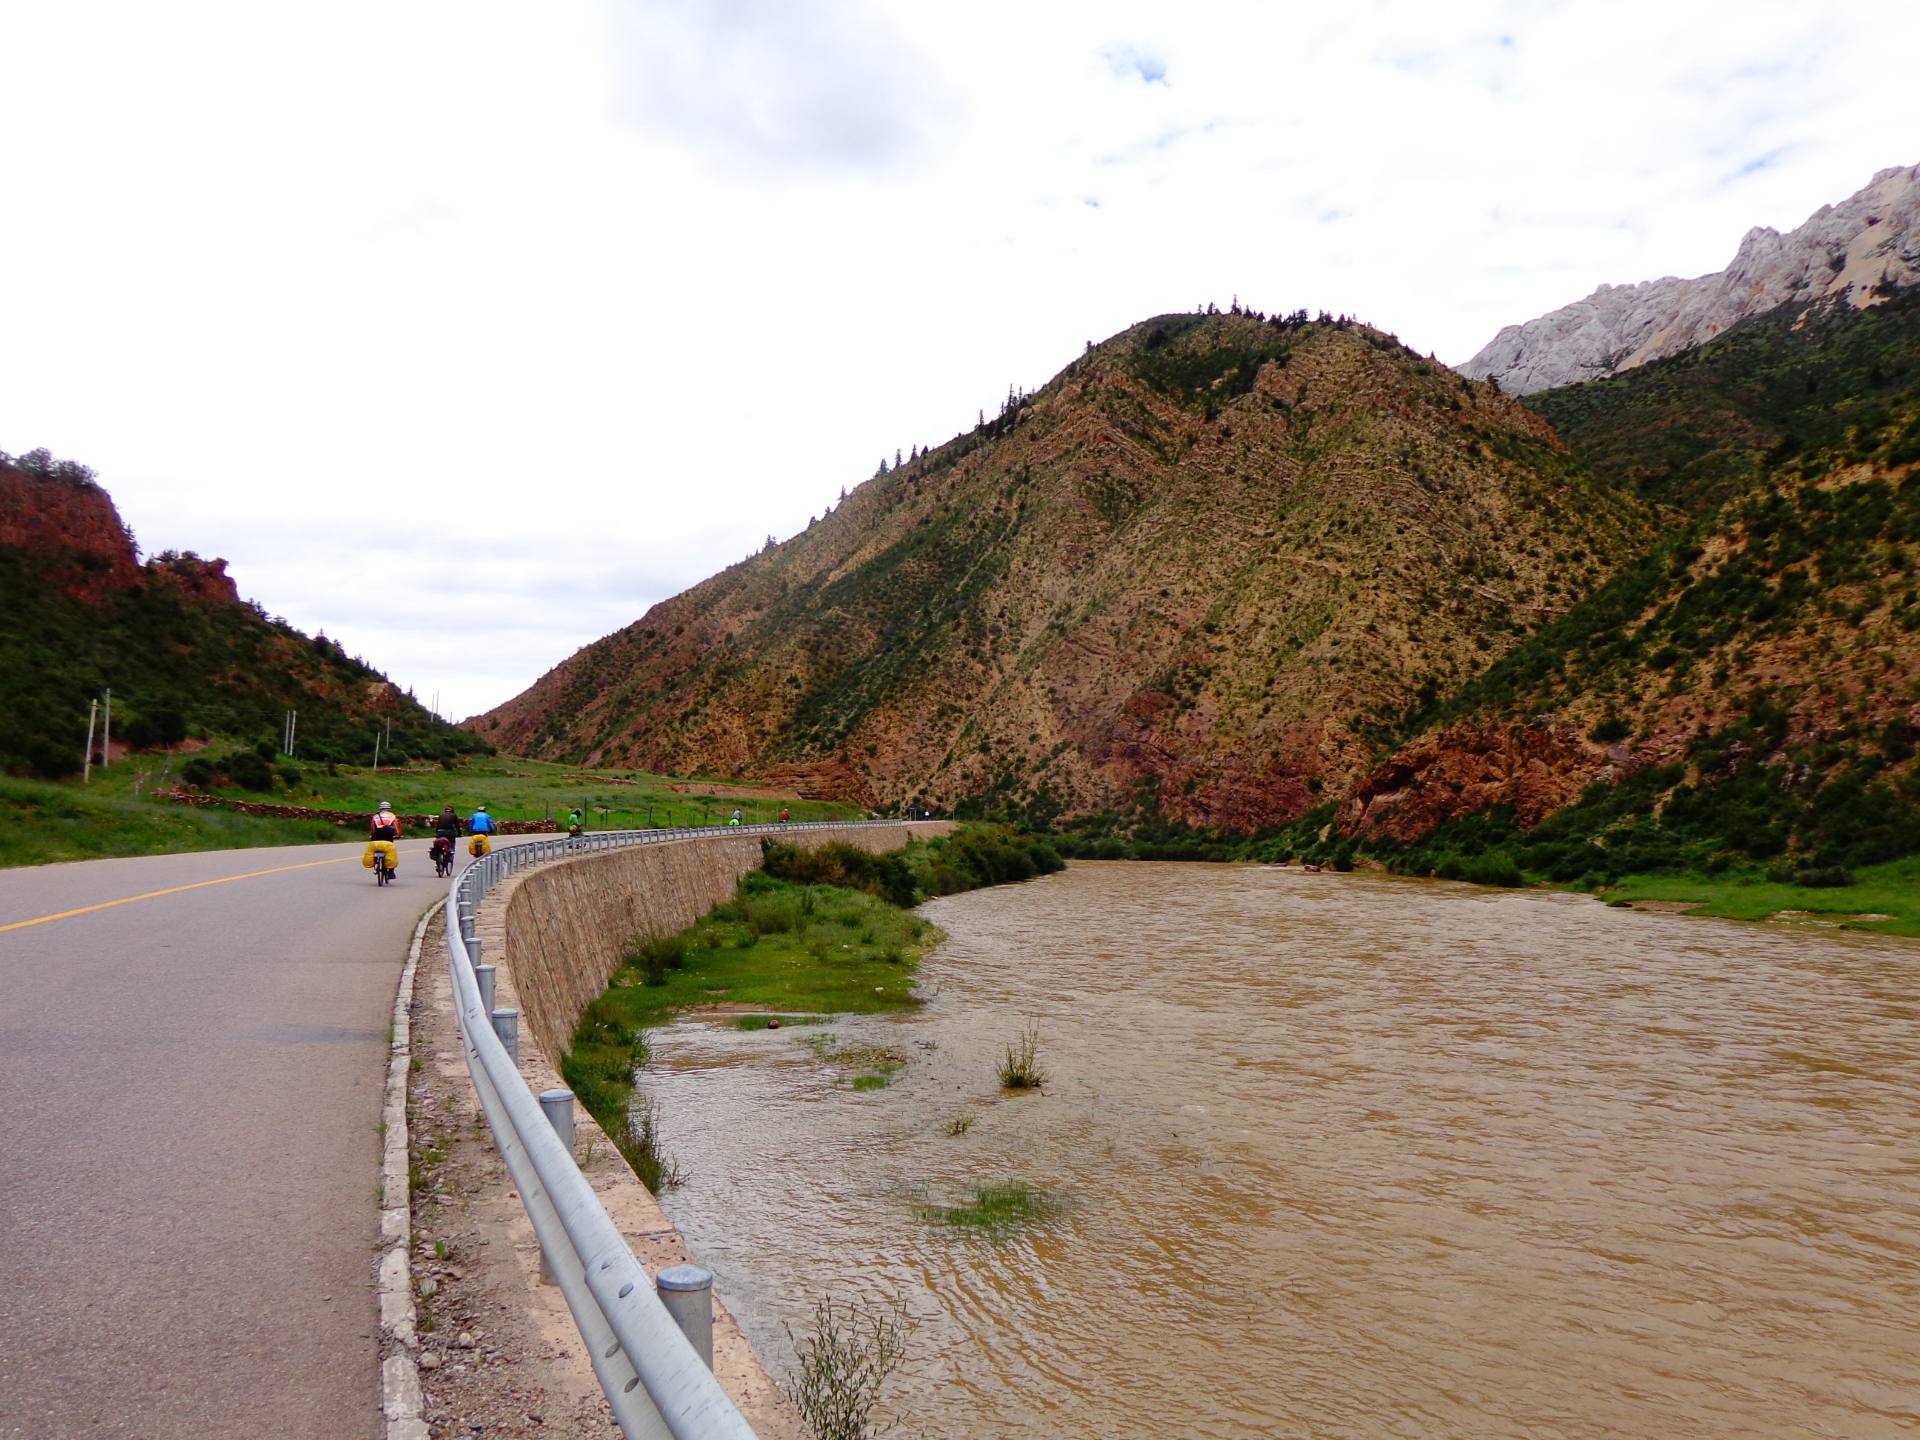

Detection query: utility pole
xmin=288 ymin=709 xmax=297 ymax=758
xmin=373 ymin=730 xmax=382 ymax=772
xmin=83 ymin=699 xmax=99 ymax=783
xmin=102 ymin=689 xmax=112 ymax=769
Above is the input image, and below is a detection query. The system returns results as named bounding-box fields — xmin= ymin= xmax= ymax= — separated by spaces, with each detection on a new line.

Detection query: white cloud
xmin=3 ymin=0 xmax=1916 ymax=718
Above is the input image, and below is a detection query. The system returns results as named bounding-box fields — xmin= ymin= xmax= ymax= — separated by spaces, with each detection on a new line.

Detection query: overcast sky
xmin=4 ymin=1 xmax=1916 ymax=721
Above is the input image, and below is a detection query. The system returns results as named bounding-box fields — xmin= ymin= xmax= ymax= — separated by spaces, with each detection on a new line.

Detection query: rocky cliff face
xmin=476 ymin=313 xmax=1657 ymax=826
xmin=0 ymin=458 xmax=142 ymax=601
xmin=1462 ymin=164 xmax=1920 ymax=395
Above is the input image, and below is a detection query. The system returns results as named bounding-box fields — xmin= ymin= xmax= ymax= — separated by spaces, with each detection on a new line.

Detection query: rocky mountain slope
xmin=0 ymin=450 xmax=483 ymax=776
xmin=475 ymin=313 xmax=1656 ymax=826
xmin=1340 ymin=293 xmax=1920 ymax=877
xmin=1462 ymin=163 xmax=1920 ymax=395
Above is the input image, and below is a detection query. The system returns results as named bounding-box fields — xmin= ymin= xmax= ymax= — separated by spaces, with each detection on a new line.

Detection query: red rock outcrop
xmin=0 ymin=460 xmax=141 ymax=601
xmin=1339 ymin=721 xmax=1602 ymax=841
xmin=147 ymin=553 xmax=242 ymax=606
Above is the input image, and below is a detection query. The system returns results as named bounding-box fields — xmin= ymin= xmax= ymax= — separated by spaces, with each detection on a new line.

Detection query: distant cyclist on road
xmin=567 ymin=808 xmax=585 ymax=840
xmin=430 ymin=805 xmax=460 ymax=873
xmin=468 ymin=803 xmax=496 ymax=857
xmin=366 ymin=801 xmax=402 ymax=876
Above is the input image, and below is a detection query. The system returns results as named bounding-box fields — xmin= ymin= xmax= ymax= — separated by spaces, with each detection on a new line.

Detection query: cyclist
xmin=431 ymin=805 xmax=460 ymax=872
xmin=367 ymin=801 xmax=402 ymax=876
xmin=567 ymin=807 xmax=585 ymax=839
xmin=468 ymin=803 xmax=496 ymax=856
xmin=729 ymin=808 xmax=743 ymax=826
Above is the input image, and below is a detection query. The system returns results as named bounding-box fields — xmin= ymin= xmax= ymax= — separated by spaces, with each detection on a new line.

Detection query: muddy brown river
xmin=642 ymin=862 xmax=1920 ymax=1438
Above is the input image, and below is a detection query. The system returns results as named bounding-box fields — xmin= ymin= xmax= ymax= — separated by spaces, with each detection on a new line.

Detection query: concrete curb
xmin=379 ymin=898 xmax=441 ymax=1440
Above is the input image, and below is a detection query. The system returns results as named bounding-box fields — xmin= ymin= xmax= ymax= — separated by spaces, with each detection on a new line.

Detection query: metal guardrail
xmin=444 ymin=820 xmax=916 ymax=1439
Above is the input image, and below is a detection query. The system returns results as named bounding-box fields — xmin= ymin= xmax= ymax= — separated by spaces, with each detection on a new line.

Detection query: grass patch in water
xmin=1603 ymin=855 xmax=1920 ymax=937
xmin=733 ymin=1013 xmax=829 ymax=1030
xmin=996 ymin=1023 xmax=1048 ymax=1090
xmin=915 ymin=1182 xmax=1060 ymax=1233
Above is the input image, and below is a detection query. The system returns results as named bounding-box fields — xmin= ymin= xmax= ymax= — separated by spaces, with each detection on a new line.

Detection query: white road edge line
xmin=380 ymin=897 xmax=441 ymax=1440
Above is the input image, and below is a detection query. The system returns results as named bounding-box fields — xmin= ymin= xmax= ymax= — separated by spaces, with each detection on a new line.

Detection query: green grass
xmin=7 ymin=752 xmax=861 ymax=868
xmin=913 ymin=1181 xmax=1061 ymax=1233
xmin=83 ymin=750 xmax=859 ymax=830
xmin=562 ymin=873 xmax=940 ymax=1190
xmin=1602 ymin=855 xmax=1920 ymax=937
xmin=0 ymin=774 xmax=343 ymax=866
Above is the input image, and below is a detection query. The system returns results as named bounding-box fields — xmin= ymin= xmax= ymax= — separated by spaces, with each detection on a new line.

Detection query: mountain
xmin=1462 ymin=164 xmax=1920 ymax=395
xmin=475 ymin=312 xmax=1656 ymax=827
xmin=1341 ymin=292 xmax=1920 ymax=878
xmin=0 ymin=449 xmax=484 ymax=777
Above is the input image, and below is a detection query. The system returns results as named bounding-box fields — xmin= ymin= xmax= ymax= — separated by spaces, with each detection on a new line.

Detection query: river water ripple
xmin=643 ymin=862 xmax=1920 ymax=1438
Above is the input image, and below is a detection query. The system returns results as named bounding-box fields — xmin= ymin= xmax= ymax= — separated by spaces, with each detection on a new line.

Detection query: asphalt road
xmin=0 ymin=835 xmax=517 ymax=1439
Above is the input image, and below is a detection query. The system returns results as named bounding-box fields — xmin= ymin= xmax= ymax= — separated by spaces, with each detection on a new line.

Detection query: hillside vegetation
xmin=1527 ymin=288 xmax=1920 ymax=511
xmin=478 ymin=312 xmax=1655 ymax=829
xmin=1336 ymin=295 xmax=1920 ymax=884
xmin=0 ymin=451 xmax=485 ymax=780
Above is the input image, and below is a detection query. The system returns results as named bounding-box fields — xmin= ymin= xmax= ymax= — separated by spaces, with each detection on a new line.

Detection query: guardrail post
xmin=475 ymin=964 xmax=497 ymax=1015
xmin=537 ymin=1088 xmax=577 ymax=1285
xmin=490 ymin=1007 xmax=519 ymax=1062
xmin=656 ymin=1265 xmax=714 ymax=1368
xmin=539 ymin=1088 xmax=575 ymax=1152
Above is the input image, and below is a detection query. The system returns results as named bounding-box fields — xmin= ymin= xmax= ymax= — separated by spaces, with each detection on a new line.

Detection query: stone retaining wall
xmin=495 ymin=823 xmax=950 ymax=1063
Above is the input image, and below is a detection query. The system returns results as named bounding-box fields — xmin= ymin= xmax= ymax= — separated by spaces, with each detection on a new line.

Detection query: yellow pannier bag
xmin=468 ymin=834 xmax=492 ymax=857
xmin=363 ymin=840 xmax=399 ymax=871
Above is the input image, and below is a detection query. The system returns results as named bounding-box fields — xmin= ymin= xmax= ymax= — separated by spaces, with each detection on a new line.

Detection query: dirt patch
xmin=407 ymin=911 xmax=613 ymax=1438
xmin=1626 ymin=900 xmax=1705 ymax=914
xmin=408 ymin=901 xmax=804 ymax=1439
xmin=667 ymin=781 xmax=803 ymax=800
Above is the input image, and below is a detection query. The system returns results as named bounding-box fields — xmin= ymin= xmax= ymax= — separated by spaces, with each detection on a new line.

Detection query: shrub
xmin=632 ymin=932 xmax=689 ymax=986
xmin=997 ymin=1024 xmax=1047 ymax=1090
xmin=783 ymin=1297 xmax=909 ymax=1440
xmin=1793 ymin=865 xmax=1855 ymax=889
xmin=761 ymin=840 xmax=919 ymax=908
xmin=1463 ymin=851 xmax=1526 ymax=888
xmin=224 ymin=752 xmax=276 ymax=791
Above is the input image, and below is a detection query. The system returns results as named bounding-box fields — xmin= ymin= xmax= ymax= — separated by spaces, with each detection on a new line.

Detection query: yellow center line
xmin=0 ymin=855 xmax=356 ymax=934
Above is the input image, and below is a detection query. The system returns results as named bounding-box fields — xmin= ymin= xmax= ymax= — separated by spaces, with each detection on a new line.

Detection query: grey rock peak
xmin=1463 ymin=163 xmax=1920 ymax=395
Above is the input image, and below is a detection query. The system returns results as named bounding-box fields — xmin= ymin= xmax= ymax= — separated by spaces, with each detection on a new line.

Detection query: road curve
xmin=0 ymin=835 xmax=528 ymax=1439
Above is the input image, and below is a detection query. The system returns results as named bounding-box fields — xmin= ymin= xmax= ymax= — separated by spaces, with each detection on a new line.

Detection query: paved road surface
xmin=0 ymin=835 xmax=524 ymax=1439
